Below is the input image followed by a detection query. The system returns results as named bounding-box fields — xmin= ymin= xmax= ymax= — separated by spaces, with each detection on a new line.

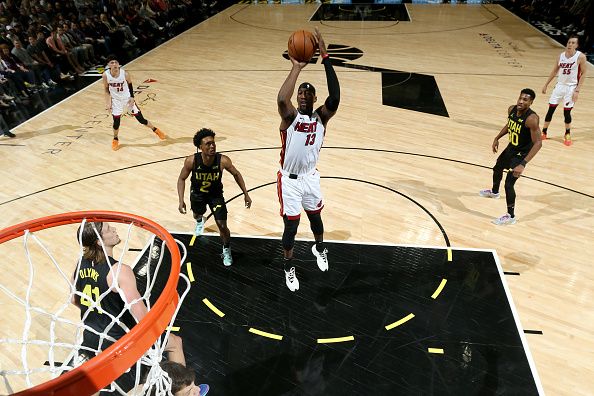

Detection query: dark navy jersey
xmin=190 ymin=153 xmax=224 ymax=197
xmin=75 ymin=257 xmax=136 ymax=350
xmin=507 ymin=106 xmax=536 ymax=154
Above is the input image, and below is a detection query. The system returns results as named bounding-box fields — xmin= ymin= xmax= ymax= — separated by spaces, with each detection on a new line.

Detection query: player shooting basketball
xmin=276 ymin=27 xmax=340 ymax=292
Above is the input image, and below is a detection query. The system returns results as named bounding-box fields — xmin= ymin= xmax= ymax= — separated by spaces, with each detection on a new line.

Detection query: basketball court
xmin=1 ymin=3 xmax=593 ymax=395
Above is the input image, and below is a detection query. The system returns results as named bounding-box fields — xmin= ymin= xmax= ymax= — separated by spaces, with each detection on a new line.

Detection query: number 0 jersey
xmin=191 ymin=153 xmax=224 ymax=197
xmin=506 ymin=106 xmax=535 ymax=154
xmin=105 ymin=67 xmax=130 ymax=101
xmin=75 ymin=257 xmax=135 ymax=349
xmin=280 ymin=110 xmax=325 ymax=175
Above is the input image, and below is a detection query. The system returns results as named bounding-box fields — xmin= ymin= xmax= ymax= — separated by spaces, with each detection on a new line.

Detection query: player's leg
xmin=492 ymin=153 xmax=522 ymax=225
xmin=189 ymin=193 xmax=207 ymax=236
xmin=277 ymin=171 xmax=301 ymax=291
xmin=209 ymin=197 xmax=232 ymax=266
xmin=303 ymin=171 xmax=328 ymax=271
xmin=542 ymin=85 xmax=563 ymax=138
xmin=111 ymin=99 xmax=124 ymax=150
xmin=480 ymin=147 xmax=511 ymax=199
xmin=562 ymin=86 xmax=575 ymax=146
xmin=132 ymin=105 xmax=166 ymax=140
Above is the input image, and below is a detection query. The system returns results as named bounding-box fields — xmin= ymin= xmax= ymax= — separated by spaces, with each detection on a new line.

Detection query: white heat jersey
xmin=105 ymin=67 xmax=130 ymax=100
xmin=280 ymin=110 xmax=325 ymax=175
xmin=557 ymin=51 xmax=581 ymax=86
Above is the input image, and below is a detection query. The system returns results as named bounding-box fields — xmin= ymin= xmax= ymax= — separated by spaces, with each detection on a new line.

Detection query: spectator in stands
xmin=46 ymin=26 xmax=85 ymax=74
xmin=11 ymin=38 xmax=57 ymax=87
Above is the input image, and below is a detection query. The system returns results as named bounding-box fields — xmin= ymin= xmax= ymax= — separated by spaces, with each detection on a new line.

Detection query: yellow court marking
xmin=167 ymin=326 xmax=180 ymax=332
xmin=385 ymin=313 xmax=415 ymax=331
xmin=186 ymin=262 xmax=195 ymax=282
xmin=447 ymin=248 xmax=452 ymax=262
xmin=249 ymin=328 xmax=283 ymax=341
xmin=431 ymin=278 xmax=447 ymax=299
xmin=202 ymin=298 xmax=225 ymax=317
xmin=428 ymin=348 xmax=444 ymax=354
xmin=317 ymin=336 xmax=355 ymax=344
xmin=189 ymin=235 xmax=197 ymax=247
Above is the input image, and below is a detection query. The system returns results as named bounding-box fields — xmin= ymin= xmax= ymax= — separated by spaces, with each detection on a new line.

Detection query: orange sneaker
xmin=154 ymin=128 xmax=166 ymax=140
xmin=112 ymin=139 xmax=120 ymax=151
xmin=540 ymin=133 xmax=547 ymax=140
xmin=564 ymin=134 xmax=572 ymax=146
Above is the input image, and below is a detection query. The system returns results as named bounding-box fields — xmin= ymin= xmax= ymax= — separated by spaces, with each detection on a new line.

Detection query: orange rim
xmin=1 ymin=211 xmax=181 ymax=396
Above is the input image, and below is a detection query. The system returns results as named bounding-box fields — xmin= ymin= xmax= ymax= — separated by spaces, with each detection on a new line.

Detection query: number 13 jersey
xmin=279 ymin=111 xmax=325 ymax=175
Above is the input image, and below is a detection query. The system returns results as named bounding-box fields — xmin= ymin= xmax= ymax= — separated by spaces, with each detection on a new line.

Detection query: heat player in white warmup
xmin=103 ymin=55 xmax=166 ymax=151
xmin=541 ymin=35 xmax=587 ymax=146
xmin=276 ymin=28 xmax=340 ymax=292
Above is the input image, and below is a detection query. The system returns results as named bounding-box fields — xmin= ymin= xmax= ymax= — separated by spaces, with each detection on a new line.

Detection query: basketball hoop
xmin=0 ymin=211 xmax=185 ymax=396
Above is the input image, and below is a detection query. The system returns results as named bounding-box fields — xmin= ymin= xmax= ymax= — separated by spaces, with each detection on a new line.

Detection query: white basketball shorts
xmin=548 ymin=84 xmax=576 ymax=108
xmin=277 ymin=169 xmax=324 ymax=220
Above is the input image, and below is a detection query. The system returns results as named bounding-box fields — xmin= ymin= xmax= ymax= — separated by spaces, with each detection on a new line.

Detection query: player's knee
xmin=544 ymin=105 xmax=557 ymax=122
xmin=307 ymin=212 xmax=324 ymax=235
xmin=135 ymin=112 xmax=148 ymax=125
xmin=112 ymin=115 xmax=121 ymax=130
xmin=282 ymin=216 xmax=299 ymax=250
xmin=504 ymin=172 xmax=518 ymax=187
xmin=563 ymin=108 xmax=572 ymax=124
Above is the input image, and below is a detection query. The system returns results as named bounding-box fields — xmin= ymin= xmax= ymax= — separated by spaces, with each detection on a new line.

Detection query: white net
xmin=0 ymin=217 xmax=190 ymax=395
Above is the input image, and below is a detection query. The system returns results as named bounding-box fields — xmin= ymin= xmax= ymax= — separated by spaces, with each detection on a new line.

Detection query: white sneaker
xmin=492 ymin=213 xmax=517 ymax=225
xmin=194 ymin=218 xmax=204 ymax=236
xmin=285 ymin=267 xmax=299 ymax=291
xmin=222 ymin=247 xmax=232 ymax=266
xmin=311 ymin=245 xmax=329 ymax=272
xmin=479 ymin=189 xmax=500 ymax=199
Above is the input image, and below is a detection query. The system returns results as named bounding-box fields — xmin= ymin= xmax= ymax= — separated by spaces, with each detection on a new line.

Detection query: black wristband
xmin=520 ymin=159 xmax=527 ymax=167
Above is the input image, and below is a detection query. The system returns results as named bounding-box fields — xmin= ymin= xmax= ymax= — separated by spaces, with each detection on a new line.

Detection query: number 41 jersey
xmin=280 ymin=110 xmax=325 ymax=175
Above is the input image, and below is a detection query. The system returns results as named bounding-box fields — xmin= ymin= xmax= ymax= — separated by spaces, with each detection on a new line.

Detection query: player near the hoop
xmin=71 ymin=221 xmax=186 ymax=393
xmin=103 ymin=55 xmax=166 ymax=151
xmin=276 ymin=27 xmax=340 ymax=292
xmin=177 ymin=128 xmax=252 ymax=267
xmin=541 ymin=35 xmax=587 ymax=146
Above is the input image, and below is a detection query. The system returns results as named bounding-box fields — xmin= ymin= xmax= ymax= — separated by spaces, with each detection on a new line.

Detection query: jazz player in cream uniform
xmin=541 ymin=35 xmax=587 ymax=146
xmin=277 ymin=28 xmax=340 ymax=292
xmin=103 ymin=55 xmax=166 ymax=151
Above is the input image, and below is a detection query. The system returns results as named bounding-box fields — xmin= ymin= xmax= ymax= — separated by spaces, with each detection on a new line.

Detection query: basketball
xmin=288 ymin=30 xmax=316 ymax=63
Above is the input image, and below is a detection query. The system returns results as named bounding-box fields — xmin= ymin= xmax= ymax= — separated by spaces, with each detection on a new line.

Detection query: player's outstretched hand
xmin=289 ymin=55 xmax=308 ymax=70
xmin=541 ymin=85 xmax=547 ymax=94
xmin=314 ymin=27 xmax=327 ymax=57
xmin=244 ymin=194 xmax=252 ymax=209
xmin=178 ymin=202 xmax=187 ymax=214
xmin=512 ymin=164 xmax=524 ymax=178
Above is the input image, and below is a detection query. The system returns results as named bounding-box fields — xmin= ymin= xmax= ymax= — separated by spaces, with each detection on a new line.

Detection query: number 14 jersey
xmin=279 ymin=110 xmax=325 ymax=175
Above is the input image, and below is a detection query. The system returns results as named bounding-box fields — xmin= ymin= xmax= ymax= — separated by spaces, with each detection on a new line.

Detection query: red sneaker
xmin=564 ymin=134 xmax=572 ymax=146
xmin=112 ymin=139 xmax=120 ymax=151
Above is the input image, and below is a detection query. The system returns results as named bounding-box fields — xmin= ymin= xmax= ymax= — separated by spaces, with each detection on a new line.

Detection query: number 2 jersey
xmin=191 ymin=153 xmax=224 ymax=197
xmin=75 ymin=257 xmax=136 ymax=351
xmin=506 ymin=106 xmax=535 ymax=154
xmin=279 ymin=110 xmax=325 ymax=175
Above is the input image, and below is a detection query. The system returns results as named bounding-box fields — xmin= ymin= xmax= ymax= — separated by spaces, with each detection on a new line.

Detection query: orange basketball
xmin=288 ymin=30 xmax=316 ymax=63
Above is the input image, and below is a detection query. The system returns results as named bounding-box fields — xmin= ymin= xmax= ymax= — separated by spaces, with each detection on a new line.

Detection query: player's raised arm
xmin=278 ymin=57 xmax=307 ymax=129
xmin=314 ymin=27 xmax=340 ymax=126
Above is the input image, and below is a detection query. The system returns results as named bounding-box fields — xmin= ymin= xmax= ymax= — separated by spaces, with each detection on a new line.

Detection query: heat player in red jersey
xmin=276 ymin=27 xmax=340 ymax=292
xmin=541 ymin=35 xmax=587 ymax=146
xmin=103 ymin=55 xmax=166 ymax=151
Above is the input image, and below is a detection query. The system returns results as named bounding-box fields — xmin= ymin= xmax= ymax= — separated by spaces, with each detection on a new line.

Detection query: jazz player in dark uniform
xmin=479 ymin=88 xmax=542 ymax=225
xmin=277 ymin=27 xmax=340 ymax=291
xmin=72 ymin=222 xmax=186 ymax=394
xmin=177 ymin=128 xmax=252 ymax=266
